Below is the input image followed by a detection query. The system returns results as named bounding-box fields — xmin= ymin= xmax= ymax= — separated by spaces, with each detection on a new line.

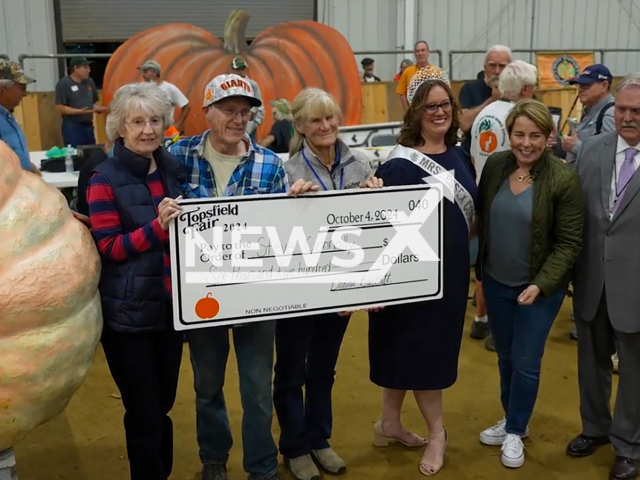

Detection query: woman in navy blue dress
xmin=368 ymin=69 xmax=478 ymax=476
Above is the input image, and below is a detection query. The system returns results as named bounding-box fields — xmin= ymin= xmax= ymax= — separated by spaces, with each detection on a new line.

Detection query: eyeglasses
xmin=423 ymin=101 xmax=453 ymax=115
xmin=216 ymin=106 xmax=254 ymax=121
xmin=125 ymin=118 xmax=163 ymax=131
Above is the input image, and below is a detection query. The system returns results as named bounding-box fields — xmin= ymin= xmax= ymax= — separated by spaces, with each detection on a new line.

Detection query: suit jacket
xmin=573 ymin=131 xmax=640 ymax=333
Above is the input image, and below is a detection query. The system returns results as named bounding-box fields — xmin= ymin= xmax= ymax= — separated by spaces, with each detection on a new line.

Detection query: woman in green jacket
xmin=475 ymin=99 xmax=583 ymax=469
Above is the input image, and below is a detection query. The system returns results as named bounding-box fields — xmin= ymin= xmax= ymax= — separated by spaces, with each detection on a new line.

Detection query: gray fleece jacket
xmin=285 ymin=138 xmax=374 ymax=190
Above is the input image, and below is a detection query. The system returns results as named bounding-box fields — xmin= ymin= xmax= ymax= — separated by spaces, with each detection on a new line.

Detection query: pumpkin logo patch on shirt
xmin=469 ymin=99 xmax=515 ymax=182
xmin=474 ymin=115 xmax=507 ymax=156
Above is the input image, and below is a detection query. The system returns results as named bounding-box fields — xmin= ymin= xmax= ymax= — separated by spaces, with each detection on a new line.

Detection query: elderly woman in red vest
xmin=86 ymin=82 xmax=185 ymax=480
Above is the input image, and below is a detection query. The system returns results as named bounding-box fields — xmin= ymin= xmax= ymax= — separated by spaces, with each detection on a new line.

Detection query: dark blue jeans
xmin=273 ymin=314 xmax=350 ymax=458
xmin=61 ymin=120 xmax=96 ymax=147
xmin=187 ymin=321 xmax=278 ymax=479
xmin=483 ymin=274 xmax=565 ymax=435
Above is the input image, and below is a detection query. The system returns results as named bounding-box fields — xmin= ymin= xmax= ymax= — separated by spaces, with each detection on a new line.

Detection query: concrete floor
xmin=14 ymin=297 xmax=618 ymax=480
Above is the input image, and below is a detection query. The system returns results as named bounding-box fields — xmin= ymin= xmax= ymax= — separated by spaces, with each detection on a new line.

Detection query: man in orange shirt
xmin=397 ymin=40 xmax=430 ymax=111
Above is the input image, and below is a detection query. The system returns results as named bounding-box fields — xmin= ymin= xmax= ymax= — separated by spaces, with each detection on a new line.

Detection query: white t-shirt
xmin=158 ymin=81 xmax=189 ymax=108
xmin=470 ymin=99 xmax=516 ymax=182
xmin=157 ymin=81 xmax=188 ymax=127
xmin=203 ymin=136 xmax=241 ymax=197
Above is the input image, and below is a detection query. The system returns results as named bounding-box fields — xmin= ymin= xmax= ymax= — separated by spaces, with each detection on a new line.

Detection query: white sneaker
xmin=501 ymin=434 xmax=525 ymax=468
xmin=612 ymin=352 xmax=619 ymax=373
xmin=480 ymin=418 xmax=530 ymax=446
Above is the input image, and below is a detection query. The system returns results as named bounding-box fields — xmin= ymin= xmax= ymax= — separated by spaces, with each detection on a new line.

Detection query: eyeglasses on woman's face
xmin=125 ymin=117 xmax=164 ymax=131
xmin=423 ymin=100 xmax=453 ymax=115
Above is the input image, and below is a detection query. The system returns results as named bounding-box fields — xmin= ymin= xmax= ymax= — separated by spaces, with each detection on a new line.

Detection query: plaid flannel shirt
xmin=169 ymin=131 xmax=289 ymax=198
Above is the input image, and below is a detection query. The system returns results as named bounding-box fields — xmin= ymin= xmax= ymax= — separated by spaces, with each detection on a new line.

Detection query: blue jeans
xmin=469 ymin=236 xmax=479 ymax=266
xmin=273 ymin=314 xmax=350 ymax=458
xmin=482 ymin=274 xmax=565 ymax=435
xmin=188 ymin=321 xmax=278 ymax=479
xmin=61 ymin=120 xmax=96 ymax=147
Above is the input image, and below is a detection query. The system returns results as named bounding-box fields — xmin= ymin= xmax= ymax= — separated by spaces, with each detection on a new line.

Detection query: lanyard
xmin=301 ymin=147 xmax=343 ymax=190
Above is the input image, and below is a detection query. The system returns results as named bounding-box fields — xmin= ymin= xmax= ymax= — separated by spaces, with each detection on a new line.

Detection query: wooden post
xmin=360 ymin=82 xmax=389 ymax=124
xmin=94 ymin=92 xmax=107 ymax=145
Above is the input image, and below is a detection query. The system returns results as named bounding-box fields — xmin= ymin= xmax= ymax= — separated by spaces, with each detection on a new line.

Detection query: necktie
xmin=612 ymin=147 xmax=638 ymax=214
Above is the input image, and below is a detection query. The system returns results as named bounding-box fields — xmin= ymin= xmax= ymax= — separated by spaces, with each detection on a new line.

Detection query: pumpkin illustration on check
xmin=0 ymin=141 xmax=102 ymax=452
xmin=103 ymin=10 xmax=363 ymax=140
xmin=195 ymin=293 xmax=220 ymax=320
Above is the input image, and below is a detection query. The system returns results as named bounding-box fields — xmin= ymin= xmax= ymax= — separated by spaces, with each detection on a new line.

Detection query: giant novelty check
xmin=169 ymin=185 xmax=443 ymax=330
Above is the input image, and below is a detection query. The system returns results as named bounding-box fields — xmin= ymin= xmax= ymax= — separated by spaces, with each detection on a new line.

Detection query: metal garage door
xmin=60 ymin=0 xmax=316 ymax=42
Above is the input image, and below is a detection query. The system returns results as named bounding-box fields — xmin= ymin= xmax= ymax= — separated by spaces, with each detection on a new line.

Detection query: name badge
xmin=71 ymin=85 xmax=79 ymax=92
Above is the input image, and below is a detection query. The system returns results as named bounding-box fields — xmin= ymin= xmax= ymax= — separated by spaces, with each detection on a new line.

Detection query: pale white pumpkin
xmin=0 ymin=141 xmax=103 ymax=451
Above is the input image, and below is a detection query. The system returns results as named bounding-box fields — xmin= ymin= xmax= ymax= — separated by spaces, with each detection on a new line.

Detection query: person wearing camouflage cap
xmin=258 ymin=99 xmax=293 ymax=154
xmin=0 ymin=60 xmax=41 ymax=468
xmin=0 ymin=60 xmax=40 ymax=174
xmin=138 ymin=59 xmax=191 ymax=132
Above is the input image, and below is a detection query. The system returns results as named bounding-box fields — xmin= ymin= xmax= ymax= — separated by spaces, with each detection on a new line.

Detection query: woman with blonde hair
xmin=273 ymin=87 xmax=381 ymax=480
xmin=476 ymin=99 xmax=582 ymax=468
xmin=368 ymin=66 xmax=478 ymax=476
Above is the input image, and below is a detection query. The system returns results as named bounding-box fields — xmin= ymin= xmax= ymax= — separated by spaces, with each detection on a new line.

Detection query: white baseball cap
xmin=203 ymin=74 xmax=261 ymax=108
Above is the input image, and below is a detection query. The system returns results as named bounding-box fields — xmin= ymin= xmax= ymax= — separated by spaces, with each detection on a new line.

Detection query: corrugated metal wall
xmin=319 ymin=0 xmax=640 ymax=81
xmin=60 ymin=0 xmax=315 ymax=42
xmin=0 ymin=0 xmax=58 ymax=92
xmin=2 ymin=0 xmax=639 ymax=90
xmin=317 ymin=0 xmax=402 ymax=84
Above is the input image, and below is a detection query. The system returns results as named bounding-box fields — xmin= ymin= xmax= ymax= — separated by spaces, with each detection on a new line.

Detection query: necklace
xmin=516 ymin=172 xmax=533 ymax=183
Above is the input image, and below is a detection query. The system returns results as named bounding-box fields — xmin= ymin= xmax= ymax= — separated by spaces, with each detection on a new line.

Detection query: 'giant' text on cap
xmin=220 ymin=78 xmax=251 ymax=93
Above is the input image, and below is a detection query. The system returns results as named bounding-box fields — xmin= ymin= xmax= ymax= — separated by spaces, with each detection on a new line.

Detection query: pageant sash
xmin=389 ymin=145 xmax=475 ymax=231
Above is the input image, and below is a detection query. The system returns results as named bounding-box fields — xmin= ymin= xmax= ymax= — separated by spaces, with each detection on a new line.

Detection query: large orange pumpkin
xmin=0 ymin=142 xmax=103 ymax=451
xmin=103 ymin=10 xmax=363 ymax=139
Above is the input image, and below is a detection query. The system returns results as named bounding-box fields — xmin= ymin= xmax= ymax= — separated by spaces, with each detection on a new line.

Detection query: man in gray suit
xmin=567 ymin=73 xmax=640 ymax=480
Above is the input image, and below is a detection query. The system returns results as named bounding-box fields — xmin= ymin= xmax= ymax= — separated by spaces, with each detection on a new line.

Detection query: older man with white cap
xmin=170 ymin=74 xmax=314 ymax=480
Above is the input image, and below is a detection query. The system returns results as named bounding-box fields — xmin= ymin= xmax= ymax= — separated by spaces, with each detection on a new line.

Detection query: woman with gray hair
xmin=86 ymin=81 xmax=186 ymax=480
